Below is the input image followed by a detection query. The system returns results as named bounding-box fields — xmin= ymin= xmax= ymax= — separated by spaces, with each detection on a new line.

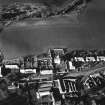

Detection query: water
xmin=0 ymin=0 xmax=105 ymax=59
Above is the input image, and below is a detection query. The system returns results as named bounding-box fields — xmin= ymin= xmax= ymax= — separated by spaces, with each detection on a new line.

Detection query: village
xmin=0 ymin=48 xmax=105 ymax=105
xmin=0 ymin=0 xmax=103 ymax=105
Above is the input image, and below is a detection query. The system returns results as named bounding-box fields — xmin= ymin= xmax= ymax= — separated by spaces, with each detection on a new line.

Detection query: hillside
xmin=0 ymin=0 xmax=91 ymax=6
xmin=0 ymin=0 xmax=68 ymax=6
xmin=0 ymin=0 xmax=89 ymax=24
xmin=0 ymin=0 xmax=92 ymax=33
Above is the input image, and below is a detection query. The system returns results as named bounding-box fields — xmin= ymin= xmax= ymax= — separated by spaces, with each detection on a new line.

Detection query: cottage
xmin=68 ymin=61 xmax=75 ymax=70
xmin=20 ymin=69 xmax=36 ymax=74
xmin=86 ymin=57 xmax=96 ymax=62
xmin=74 ymin=57 xmax=85 ymax=62
xmin=97 ymin=56 xmax=105 ymax=61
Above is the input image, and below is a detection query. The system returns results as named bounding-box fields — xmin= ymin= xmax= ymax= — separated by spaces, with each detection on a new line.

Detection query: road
xmin=65 ymin=64 xmax=105 ymax=77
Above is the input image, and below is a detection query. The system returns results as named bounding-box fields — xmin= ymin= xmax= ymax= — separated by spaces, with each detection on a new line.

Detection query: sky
xmin=0 ymin=0 xmax=105 ymax=59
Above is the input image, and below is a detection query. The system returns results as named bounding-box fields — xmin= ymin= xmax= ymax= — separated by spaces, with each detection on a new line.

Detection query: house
xmin=37 ymin=52 xmax=53 ymax=70
xmin=3 ymin=57 xmax=20 ymax=65
xmin=5 ymin=64 xmax=19 ymax=73
xmin=38 ymin=58 xmax=53 ymax=69
xmin=68 ymin=61 xmax=75 ymax=70
xmin=54 ymin=55 xmax=61 ymax=64
xmin=37 ymin=54 xmax=53 ymax=75
xmin=20 ymin=69 xmax=36 ymax=74
xmin=74 ymin=57 xmax=85 ymax=62
xmin=40 ymin=70 xmax=53 ymax=75
xmin=86 ymin=57 xmax=96 ymax=62
xmin=48 ymin=48 xmax=67 ymax=60
xmin=36 ymin=81 xmax=54 ymax=105
xmin=23 ymin=55 xmax=38 ymax=69
xmin=53 ymin=77 xmax=79 ymax=98
xmin=97 ymin=56 xmax=105 ymax=61
xmin=0 ymin=64 xmax=19 ymax=77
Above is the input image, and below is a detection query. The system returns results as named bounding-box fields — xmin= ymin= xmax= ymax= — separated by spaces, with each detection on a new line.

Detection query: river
xmin=0 ymin=0 xmax=105 ymax=59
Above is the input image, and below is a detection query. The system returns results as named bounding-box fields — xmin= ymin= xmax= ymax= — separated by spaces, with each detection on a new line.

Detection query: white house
xmin=5 ymin=64 xmax=20 ymax=73
xmin=36 ymin=80 xmax=54 ymax=105
xmin=20 ymin=69 xmax=36 ymax=74
xmin=53 ymin=78 xmax=77 ymax=96
xmin=68 ymin=61 xmax=75 ymax=70
xmin=54 ymin=55 xmax=61 ymax=64
xmin=74 ymin=57 xmax=85 ymax=62
xmin=86 ymin=57 xmax=96 ymax=62
xmin=40 ymin=69 xmax=53 ymax=75
xmin=37 ymin=91 xmax=51 ymax=99
xmin=97 ymin=56 xmax=105 ymax=61
xmin=5 ymin=65 xmax=19 ymax=69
